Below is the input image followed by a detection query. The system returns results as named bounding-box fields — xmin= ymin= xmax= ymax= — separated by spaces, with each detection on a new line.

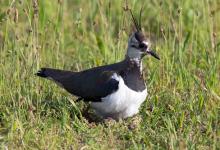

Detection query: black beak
xmin=147 ymin=49 xmax=160 ymax=60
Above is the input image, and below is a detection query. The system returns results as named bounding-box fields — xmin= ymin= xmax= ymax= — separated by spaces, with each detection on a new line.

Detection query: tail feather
xmin=36 ymin=68 xmax=48 ymax=78
xmin=35 ymin=68 xmax=76 ymax=80
xmin=36 ymin=67 xmax=78 ymax=95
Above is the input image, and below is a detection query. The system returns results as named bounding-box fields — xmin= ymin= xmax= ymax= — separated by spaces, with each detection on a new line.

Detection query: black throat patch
xmin=119 ymin=58 xmax=146 ymax=92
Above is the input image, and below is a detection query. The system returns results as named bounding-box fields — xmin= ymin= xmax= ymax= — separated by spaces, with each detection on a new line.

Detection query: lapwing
xmin=36 ymin=10 xmax=160 ymax=120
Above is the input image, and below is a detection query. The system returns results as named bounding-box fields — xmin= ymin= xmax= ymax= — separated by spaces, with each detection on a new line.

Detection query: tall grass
xmin=0 ymin=0 xmax=219 ymax=149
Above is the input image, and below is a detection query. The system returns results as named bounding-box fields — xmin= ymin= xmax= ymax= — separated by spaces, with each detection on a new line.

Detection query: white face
xmin=127 ymin=33 xmax=149 ymax=59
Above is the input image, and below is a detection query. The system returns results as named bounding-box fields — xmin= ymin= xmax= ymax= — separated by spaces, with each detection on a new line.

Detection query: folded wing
xmin=36 ymin=68 xmax=120 ymax=102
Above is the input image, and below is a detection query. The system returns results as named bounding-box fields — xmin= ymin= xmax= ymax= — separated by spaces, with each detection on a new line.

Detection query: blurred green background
xmin=0 ymin=0 xmax=220 ymax=149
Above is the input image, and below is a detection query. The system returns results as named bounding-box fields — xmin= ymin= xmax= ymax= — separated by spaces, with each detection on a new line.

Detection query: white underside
xmin=91 ymin=73 xmax=147 ymax=119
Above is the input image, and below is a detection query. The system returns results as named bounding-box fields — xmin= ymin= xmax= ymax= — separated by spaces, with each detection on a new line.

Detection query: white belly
xmin=91 ymin=74 xmax=147 ymax=119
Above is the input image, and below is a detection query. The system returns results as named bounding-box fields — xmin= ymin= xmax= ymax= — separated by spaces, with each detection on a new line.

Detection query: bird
xmin=36 ymin=9 xmax=160 ymax=120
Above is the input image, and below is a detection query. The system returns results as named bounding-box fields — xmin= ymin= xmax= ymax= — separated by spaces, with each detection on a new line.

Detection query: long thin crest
xmin=129 ymin=9 xmax=140 ymax=31
xmin=124 ymin=0 xmax=141 ymax=31
xmin=138 ymin=6 xmax=144 ymax=31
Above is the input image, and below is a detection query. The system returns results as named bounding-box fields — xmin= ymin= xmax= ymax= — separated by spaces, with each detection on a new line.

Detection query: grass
xmin=0 ymin=0 xmax=220 ymax=149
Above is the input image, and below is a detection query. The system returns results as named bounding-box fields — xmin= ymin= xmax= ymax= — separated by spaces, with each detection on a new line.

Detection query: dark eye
xmin=139 ymin=43 xmax=147 ymax=49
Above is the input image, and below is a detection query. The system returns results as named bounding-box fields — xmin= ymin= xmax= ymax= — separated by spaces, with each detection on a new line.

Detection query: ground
xmin=0 ymin=0 xmax=220 ymax=149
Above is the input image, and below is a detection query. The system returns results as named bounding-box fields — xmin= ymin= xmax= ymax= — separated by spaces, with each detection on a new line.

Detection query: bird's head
xmin=126 ymin=8 xmax=160 ymax=60
xmin=127 ymin=31 xmax=160 ymax=60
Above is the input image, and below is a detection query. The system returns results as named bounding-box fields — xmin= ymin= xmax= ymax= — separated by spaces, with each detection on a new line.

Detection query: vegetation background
xmin=0 ymin=0 xmax=220 ymax=149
